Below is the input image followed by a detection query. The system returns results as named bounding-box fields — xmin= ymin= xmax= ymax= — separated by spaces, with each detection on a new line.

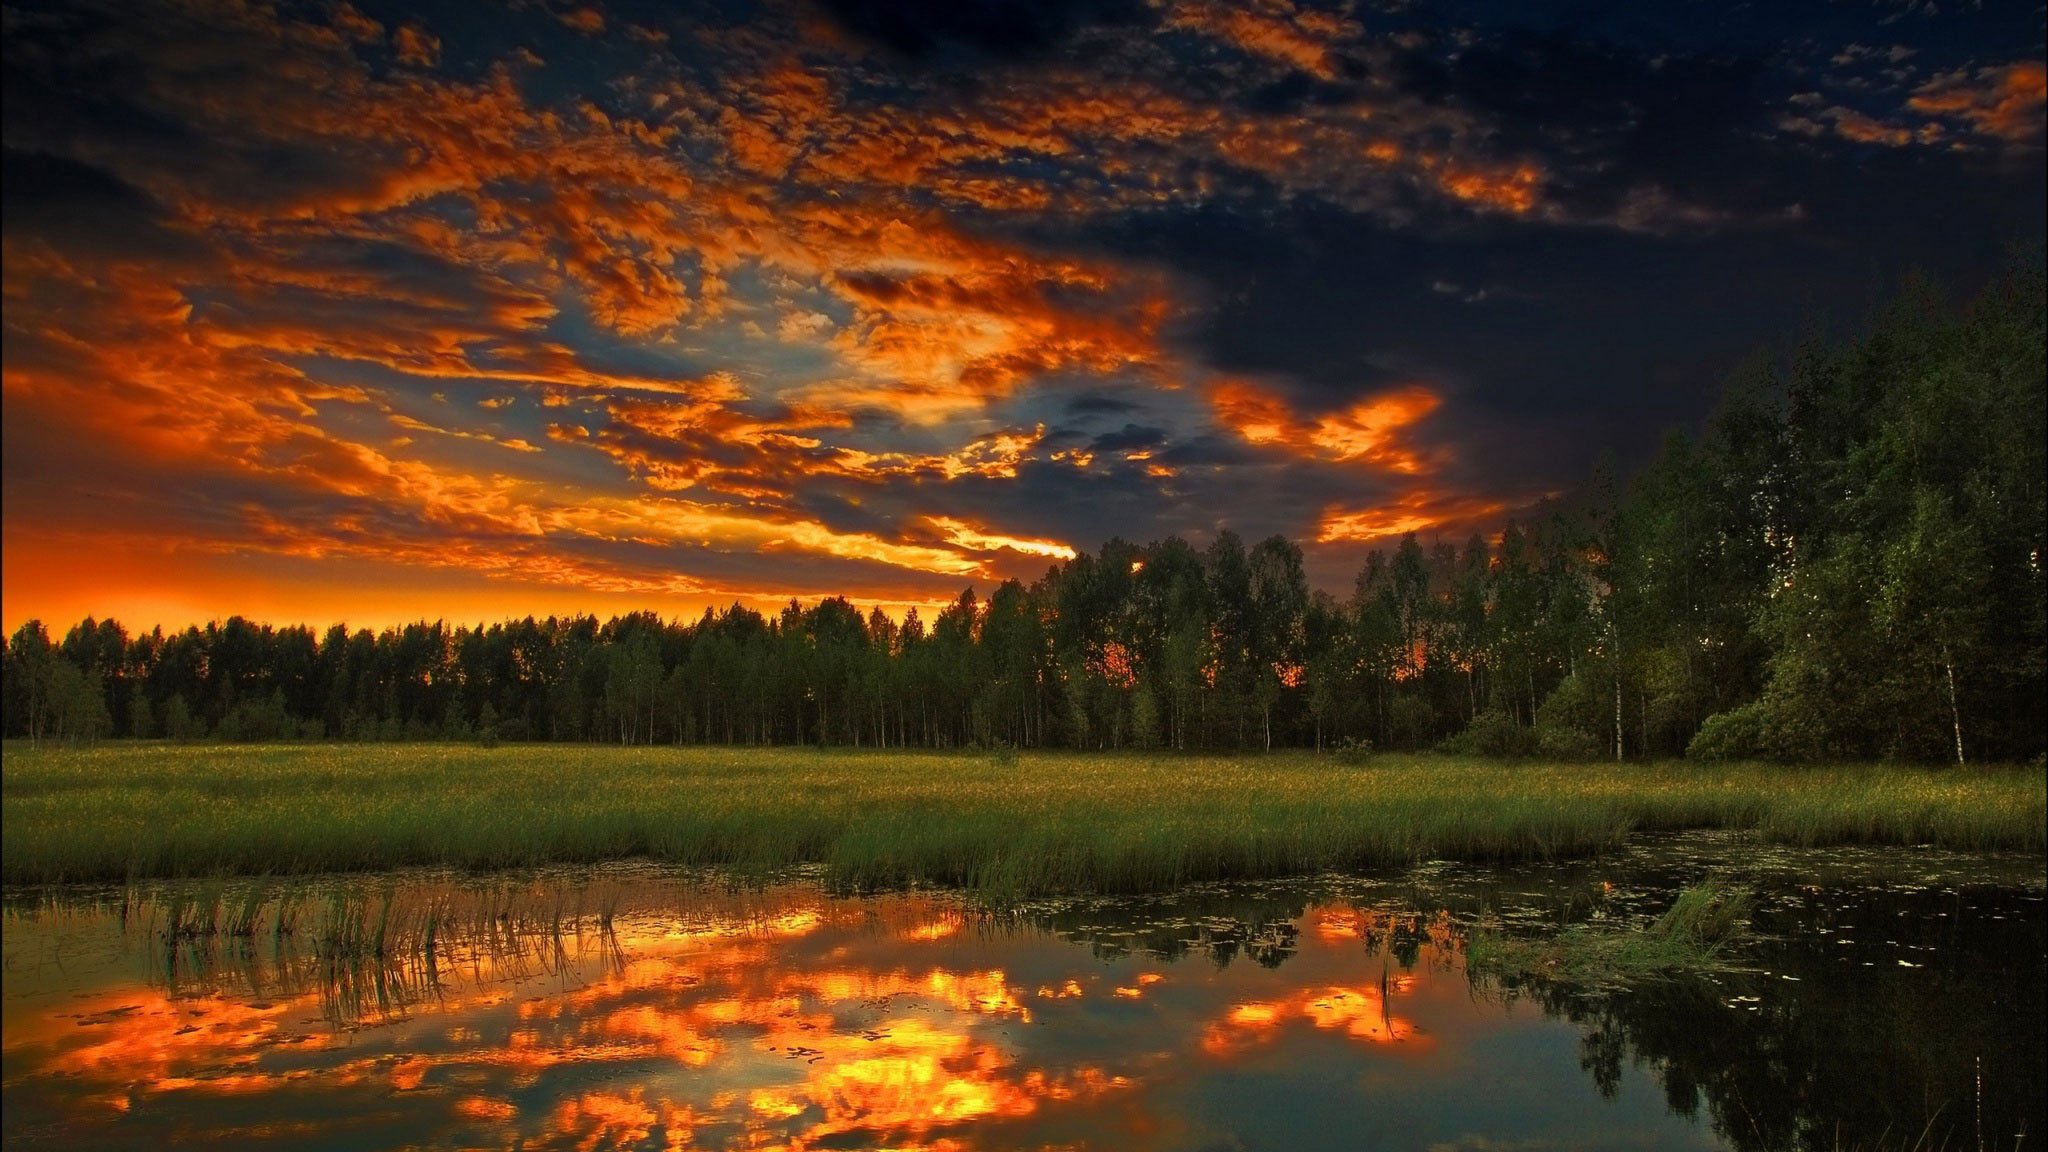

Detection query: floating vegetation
xmin=1465 ymin=880 xmax=1756 ymax=989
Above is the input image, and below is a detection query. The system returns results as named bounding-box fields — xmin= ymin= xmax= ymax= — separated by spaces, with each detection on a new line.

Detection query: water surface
xmin=4 ymin=834 xmax=2041 ymax=1150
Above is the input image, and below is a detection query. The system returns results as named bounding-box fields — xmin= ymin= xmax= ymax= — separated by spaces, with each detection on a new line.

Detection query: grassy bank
xmin=3 ymin=744 xmax=2041 ymax=895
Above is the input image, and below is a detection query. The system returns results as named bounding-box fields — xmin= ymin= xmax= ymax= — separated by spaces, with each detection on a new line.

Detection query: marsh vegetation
xmin=5 ymin=744 xmax=2040 ymax=894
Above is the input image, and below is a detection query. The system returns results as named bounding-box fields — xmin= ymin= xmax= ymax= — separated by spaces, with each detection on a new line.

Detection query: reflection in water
xmin=2 ymin=836 xmax=2042 ymax=1151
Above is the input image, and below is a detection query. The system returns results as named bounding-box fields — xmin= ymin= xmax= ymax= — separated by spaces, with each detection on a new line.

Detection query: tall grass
xmin=3 ymin=744 xmax=2041 ymax=896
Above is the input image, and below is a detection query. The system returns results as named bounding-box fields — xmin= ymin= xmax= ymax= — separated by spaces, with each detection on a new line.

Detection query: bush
xmin=1332 ymin=736 xmax=1374 ymax=765
xmin=162 ymin=695 xmax=201 ymax=743
xmin=1386 ymin=696 xmax=1436 ymax=750
xmin=1537 ymin=726 xmax=1604 ymax=761
xmin=217 ymin=690 xmax=294 ymax=742
xmin=1687 ymin=699 xmax=1829 ymax=761
xmin=1437 ymin=709 xmax=1539 ymax=758
xmin=1686 ymin=704 xmax=1767 ymax=760
xmin=1534 ymin=674 xmax=1606 ymax=761
xmin=1535 ymin=673 xmax=1598 ymax=729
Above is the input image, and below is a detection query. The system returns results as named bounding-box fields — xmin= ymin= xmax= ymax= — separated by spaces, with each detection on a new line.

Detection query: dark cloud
xmin=1090 ymin=423 xmax=1168 ymax=453
xmin=807 ymin=0 xmax=1152 ymax=63
xmin=1064 ymin=394 xmax=1142 ymax=417
xmin=0 ymin=147 xmax=202 ymax=262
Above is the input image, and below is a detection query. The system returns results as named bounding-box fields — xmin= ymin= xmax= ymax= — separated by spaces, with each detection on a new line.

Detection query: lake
xmin=3 ymin=832 xmax=2041 ymax=1150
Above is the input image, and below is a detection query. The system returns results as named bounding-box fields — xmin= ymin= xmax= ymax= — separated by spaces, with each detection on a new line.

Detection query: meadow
xmin=3 ymin=743 xmax=2042 ymax=897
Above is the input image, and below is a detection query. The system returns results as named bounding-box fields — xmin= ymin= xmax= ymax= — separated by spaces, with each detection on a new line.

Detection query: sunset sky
xmin=3 ymin=0 xmax=2043 ymax=631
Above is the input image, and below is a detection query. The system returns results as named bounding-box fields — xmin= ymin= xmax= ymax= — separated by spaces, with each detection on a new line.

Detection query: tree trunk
xmin=1612 ymin=617 xmax=1623 ymax=763
xmin=1613 ymin=668 xmax=1624 ymax=764
xmin=1943 ymin=649 xmax=1965 ymax=766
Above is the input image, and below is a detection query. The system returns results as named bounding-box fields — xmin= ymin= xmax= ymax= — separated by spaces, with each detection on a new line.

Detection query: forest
xmin=4 ymin=270 xmax=2042 ymax=763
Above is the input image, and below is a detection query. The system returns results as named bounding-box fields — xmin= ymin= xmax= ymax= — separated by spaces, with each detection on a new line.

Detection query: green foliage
xmin=1534 ymin=674 xmax=1604 ymax=757
xmin=1686 ymin=703 xmax=1772 ymax=761
xmin=46 ymin=662 xmax=112 ymax=745
xmin=476 ymin=702 xmax=501 ymax=749
xmin=1437 ymin=709 xmax=1538 ymax=757
xmin=1384 ymin=696 xmax=1436 ymax=751
xmin=1536 ymin=726 xmax=1603 ymax=762
xmin=216 ymin=689 xmax=295 ymax=743
xmin=1687 ymin=267 xmax=2045 ymax=763
xmin=162 ymin=695 xmax=198 ymax=743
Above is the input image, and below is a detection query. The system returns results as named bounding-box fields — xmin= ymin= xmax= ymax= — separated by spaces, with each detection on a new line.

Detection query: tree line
xmin=4 ymin=268 xmax=2041 ymax=761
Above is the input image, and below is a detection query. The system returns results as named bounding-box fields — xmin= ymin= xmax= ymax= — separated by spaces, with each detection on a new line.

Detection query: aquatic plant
xmin=1465 ymin=879 xmax=1756 ymax=987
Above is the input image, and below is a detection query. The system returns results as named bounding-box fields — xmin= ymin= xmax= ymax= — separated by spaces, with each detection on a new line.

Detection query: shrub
xmin=1686 ymin=699 xmax=1829 ymax=761
xmin=1332 ymin=736 xmax=1374 ymax=765
xmin=1386 ymin=696 xmax=1436 ymax=750
xmin=1537 ymin=726 xmax=1604 ymax=761
xmin=1687 ymin=704 xmax=1767 ymax=760
xmin=1534 ymin=674 xmax=1607 ymax=760
xmin=1437 ymin=709 xmax=1538 ymax=758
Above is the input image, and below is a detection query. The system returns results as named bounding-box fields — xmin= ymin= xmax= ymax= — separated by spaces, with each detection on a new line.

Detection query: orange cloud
xmin=553 ymin=499 xmax=991 ymax=578
xmin=1212 ymin=380 xmax=1443 ymax=474
xmin=1167 ymin=0 xmax=1360 ymax=80
xmin=1317 ymin=490 xmax=1511 ymax=544
xmin=1909 ymin=61 xmax=2047 ymax=143
xmin=1438 ymin=163 xmax=1544 ymax=214
xmin=926 ymin=517 xmax=1078 ymax=561
xmin=558 ymin=7 xmax=606 ymax=36
xmin=393 ymin=23 xmax=439 ymax=67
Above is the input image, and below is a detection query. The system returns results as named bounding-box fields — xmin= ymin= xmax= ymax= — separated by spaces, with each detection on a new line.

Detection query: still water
xmin=3 ymin=834 xmax=2042 ymax=1151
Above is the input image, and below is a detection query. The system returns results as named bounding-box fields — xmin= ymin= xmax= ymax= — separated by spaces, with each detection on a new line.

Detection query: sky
xmin=3 ymin=0 xmax=2043 ymax=632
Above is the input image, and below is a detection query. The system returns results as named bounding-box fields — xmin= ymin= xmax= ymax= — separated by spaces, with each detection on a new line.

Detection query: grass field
xmin=3 ymin=743 xmax=2042 ymax=896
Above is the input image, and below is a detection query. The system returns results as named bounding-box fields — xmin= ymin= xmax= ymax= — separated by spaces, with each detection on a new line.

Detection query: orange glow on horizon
xmin=0 ymin=533 xmax=967 ymax=636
